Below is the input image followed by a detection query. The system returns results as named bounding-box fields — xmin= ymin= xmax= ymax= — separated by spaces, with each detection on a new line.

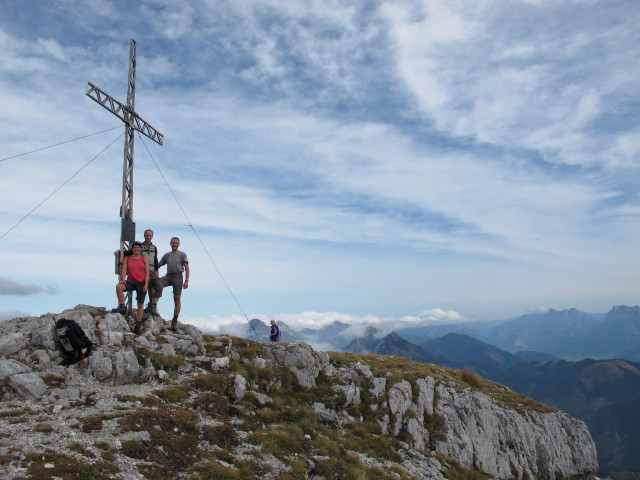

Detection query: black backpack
xmin=55 ymin=318 xmax=93 ymax=366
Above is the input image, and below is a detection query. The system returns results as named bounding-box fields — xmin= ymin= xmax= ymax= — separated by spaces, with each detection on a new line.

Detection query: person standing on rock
xmin=115 ymin=228 xmax=160 ymax=310
xmin=146 ymin=237 xmax=189 ymax=332
xmin=111 ymin=241 xmax=149 ymax=334
xmin=269 ymin=320 xmax=281 ymax=342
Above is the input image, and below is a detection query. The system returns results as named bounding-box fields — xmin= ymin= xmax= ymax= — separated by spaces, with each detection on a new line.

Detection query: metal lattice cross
xmin=85 ymin=39 xmax=163 ymax=269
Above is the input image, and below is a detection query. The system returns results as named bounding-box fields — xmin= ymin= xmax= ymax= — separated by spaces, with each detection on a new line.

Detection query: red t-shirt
xmin=127 ymin=256 xmax=146 ymax=282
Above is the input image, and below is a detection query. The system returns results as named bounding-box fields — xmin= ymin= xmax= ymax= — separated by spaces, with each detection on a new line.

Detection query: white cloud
xmin=0 ymin=276 xmax=58 ymax=296
xmin=184 ymin=307 xmax=470 ymax=335
xmin=0 ymin=309 xmax=31 ymax=321
xmin=37 ymin=38 xmax=69 ymax=62
xmin=525 ymin=306 xmax=551 ymax=315
xmin=384 ymin=0 xmax=640 ymax=169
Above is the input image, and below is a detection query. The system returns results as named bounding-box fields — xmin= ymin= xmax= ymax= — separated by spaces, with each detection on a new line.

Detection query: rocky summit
xmin=0 ymin=305 xmax=599 ymax=480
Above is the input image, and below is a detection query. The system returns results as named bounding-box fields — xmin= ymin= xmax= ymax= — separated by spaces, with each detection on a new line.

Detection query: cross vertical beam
xmin=85 ymin=39 xmax=164 ymax=309
xmin=122 ymin=39 xmax=136 ymax=232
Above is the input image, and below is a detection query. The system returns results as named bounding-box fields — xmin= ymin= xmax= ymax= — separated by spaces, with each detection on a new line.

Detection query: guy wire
xmin=0 ymin=133 xmax=123 ymax=241
xmin=138 ymin=134 xmax=262 ymax=339
xmin=1 ymin=126 xmax=122 ymax=162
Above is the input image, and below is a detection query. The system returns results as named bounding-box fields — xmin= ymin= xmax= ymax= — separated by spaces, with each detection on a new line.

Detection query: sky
xmin=1 ymin=0 xmax=639 ymax=334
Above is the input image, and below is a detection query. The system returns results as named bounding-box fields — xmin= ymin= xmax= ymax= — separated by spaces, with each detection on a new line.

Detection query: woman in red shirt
xmin=111 ymin=242 xmax=150 ymax=333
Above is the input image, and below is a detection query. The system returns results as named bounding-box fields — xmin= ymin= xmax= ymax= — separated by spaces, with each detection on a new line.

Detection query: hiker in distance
xmin=146 ymin=237 xmax=189 ymax=332
xmin=269 ymin=319 xmax=281 ymax=342
xmin=111 ymin=241 xmax=149 ymax=334
xmin=114 ymin=228 xmax=160 ymax=304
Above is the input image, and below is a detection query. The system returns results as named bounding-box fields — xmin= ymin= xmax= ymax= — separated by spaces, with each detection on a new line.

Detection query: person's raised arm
xmin=120 ymin=257 xmax=128 ymax=284
xmin=157 ymin=253 xmax=167 ymax=270
xmin=143 ymin=256 xmax=150 ymax=292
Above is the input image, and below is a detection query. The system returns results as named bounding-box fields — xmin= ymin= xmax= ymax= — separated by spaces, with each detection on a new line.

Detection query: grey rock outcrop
xmin=261 ymin=341 xmax=335 ymax=387
xmin=0 ymin=359 xmax=47 ymax=398
xmin=0 ymin=304 xmax=203 ymax=398
xmin=433 ymin=385 xmax=596 ymax=479
xmin=254 ymin=341 xmax=598 ymax=480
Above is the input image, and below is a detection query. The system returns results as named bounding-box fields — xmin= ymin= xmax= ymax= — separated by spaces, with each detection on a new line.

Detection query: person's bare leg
xmin=170 ymin=295 xmax=181 ymax=331
xmin=112 ymin=284 xmax=127 ymax=314
xmin=173 ymin=295 xmax=181 ymax=319
xmin=116 ymin=284 xmax=125 ymax=304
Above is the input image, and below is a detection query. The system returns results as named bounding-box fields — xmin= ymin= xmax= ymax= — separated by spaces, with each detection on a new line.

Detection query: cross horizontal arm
xmin=85 ymin=82 xmax=164 ymax=146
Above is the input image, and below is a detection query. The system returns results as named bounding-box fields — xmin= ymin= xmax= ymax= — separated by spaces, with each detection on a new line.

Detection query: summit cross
xmin=85 ymin=38 xmax=163 ymax=273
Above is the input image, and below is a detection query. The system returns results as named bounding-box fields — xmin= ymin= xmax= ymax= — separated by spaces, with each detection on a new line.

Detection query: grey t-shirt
xmin=158 ymin=250 xmax=188 ymax=274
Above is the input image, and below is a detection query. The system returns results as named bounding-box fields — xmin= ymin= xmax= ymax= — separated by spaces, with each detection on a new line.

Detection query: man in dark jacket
xmin=269 ymin=319 xmax=280 ymax=342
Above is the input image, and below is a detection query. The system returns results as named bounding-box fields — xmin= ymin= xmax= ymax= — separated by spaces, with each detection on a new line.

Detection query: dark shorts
xmin=125 ymin=280 xmax=147 ymax=304
xmin=153 ymin=273 xmax=183 ymax=297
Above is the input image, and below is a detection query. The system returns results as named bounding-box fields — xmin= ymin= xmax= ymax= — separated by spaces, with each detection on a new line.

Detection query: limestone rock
xmin=234 ymin=374 xmax=247 ymax=401
xmin=0 ymin=359 xmax=31 ymax=379
xmin=0 ymin=333 xmax=27 ymax=356
xmin=0 ymin=305 xmax=205 ymax=389
xmin=261 ymin=341 xmax=333 ymax=387
xmin=247 ymin=390 xmax=272 ymax=406
xmin=0 ymin=360 xmax=47 ymax=398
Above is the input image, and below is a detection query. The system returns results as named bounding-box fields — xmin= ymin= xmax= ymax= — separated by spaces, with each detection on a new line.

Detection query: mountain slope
xmin=344 ymin=328 xmax=453 ymax=366
xmin=395 ymin=321 xmax=495 ymax=345
xmin=579 ymin=305 xmax=640 ymax=360
xmin=512 ymin=350 xmax=559 ymax=362
xmin=421 ymin=333 xmax=524 ymax=378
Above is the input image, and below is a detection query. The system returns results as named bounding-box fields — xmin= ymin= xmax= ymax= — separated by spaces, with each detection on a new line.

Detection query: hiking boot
xmin=133 ymin=322 xmax=142 ymax=334
xmin=170 ymin=318 xmax=178 ymax=332
xmin=145 ymin=302 xmax=158 ymax=316
xmin=111 ymin=304 xmax=127 ymax=315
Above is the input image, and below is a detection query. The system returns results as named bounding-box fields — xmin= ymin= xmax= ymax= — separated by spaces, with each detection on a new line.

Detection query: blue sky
xmin=1 ymin=0 xmax=639 ymax=333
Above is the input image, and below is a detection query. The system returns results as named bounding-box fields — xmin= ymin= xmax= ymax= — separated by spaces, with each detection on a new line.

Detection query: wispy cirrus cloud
xmin=0 ymin=276 xmax=58 ymax=296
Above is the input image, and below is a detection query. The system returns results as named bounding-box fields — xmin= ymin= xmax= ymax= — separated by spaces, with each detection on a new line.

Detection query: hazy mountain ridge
xmin=512 ymin=350 xmax=559 ymax=362
xmin=0 ymin=305 xmax=599 ymax=480
xmin=421 ymin=333 xmax=525 ymax=379
xmin=241 ymin=305 xmax=640 ymax=477
xmin=394 ymin=322 xmax=490 ymax=345
xmin=246 ymin=319 xmax=354 ymax=350
xmin=241 ymin=306 xmax=639 ymax=362
xmin=486 ymin=307 xmax=603 ymax=354
xmin=342 ymin=326 xmax=455 ymax=366
xmin=486 ymin=306 xmax=640 ymax=361
xmin=580 ymin=306 xmax=640 ymax=360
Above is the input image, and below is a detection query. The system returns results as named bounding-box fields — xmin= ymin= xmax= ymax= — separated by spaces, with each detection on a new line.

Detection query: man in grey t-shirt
xmin=147 ymin=237 xmax=190 ymax=331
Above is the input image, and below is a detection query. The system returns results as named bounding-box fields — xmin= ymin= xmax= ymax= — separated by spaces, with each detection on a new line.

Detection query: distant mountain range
xmin=245 ymin=305 xmax=640 ymax=363
xmin=485 ymin=307 xmax=604 ymax=356
xmin=397 ymin=305 xmax=639 ymax=362
xmin=344 ymin=327 xmax=454 ymax=366
xmin=236 ymin=305 xmax=640 ymax=475
xmin=421 ymin=333 xmax=535 ymax=379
